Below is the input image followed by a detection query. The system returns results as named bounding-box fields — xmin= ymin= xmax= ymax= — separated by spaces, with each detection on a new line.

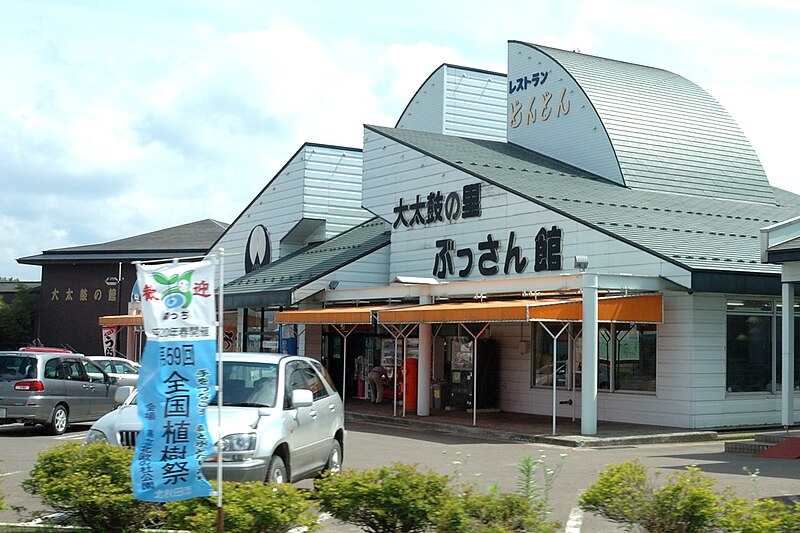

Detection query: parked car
xmin=88 ymin=356 xmax=140 ymax=387
xmin=86 ymin=353 xmax=345 ymax=484
xmin=0 ymin=348 xmax=122 ymax=434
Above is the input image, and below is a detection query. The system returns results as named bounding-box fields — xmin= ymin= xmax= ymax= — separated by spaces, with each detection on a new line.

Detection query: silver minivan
xmin=0 ymin=348 xmax=121 ymax=434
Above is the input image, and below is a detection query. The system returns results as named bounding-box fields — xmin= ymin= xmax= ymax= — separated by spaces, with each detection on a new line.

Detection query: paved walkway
xmin=343 ymin=397 xmax=721 ymax=447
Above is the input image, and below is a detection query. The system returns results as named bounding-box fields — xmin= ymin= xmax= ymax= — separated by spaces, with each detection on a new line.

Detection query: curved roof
xmin=510 ymin=42 xmax=774 ymax=204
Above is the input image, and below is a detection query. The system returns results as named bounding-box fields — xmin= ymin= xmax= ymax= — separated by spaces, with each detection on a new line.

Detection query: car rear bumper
xmin=201 ymin=458 xmax=268 ymax=483
xmin=0 ymin=404 xmax=50 ymax=424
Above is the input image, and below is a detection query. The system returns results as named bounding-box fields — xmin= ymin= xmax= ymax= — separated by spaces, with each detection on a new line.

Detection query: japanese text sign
xmin=132 ymin=260 xmax=217 ymax=502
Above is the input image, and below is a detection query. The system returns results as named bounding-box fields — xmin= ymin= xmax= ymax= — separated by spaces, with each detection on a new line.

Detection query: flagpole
xmin=216 ymin=248 xmax=225 ymax=533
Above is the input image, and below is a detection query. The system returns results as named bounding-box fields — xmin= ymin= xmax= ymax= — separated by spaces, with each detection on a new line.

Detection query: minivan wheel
xmin=323 ymin=439 xmax=342 ymax=475
xmin=48 ymin=405 xmax=68 ymax=435
xmin=266 ymin=455 xmax=287 ymax=484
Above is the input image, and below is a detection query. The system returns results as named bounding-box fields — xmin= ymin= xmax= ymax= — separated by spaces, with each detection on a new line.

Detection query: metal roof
xmin=18 ymin=219 xmax=228 ymax=264
xmin=528 ymin=43 xmax=774 ymax=204
xmin=366 ymin=125 xmax=798 ymax=275
xmin=224 ymin=217 xmax=390 ymax=308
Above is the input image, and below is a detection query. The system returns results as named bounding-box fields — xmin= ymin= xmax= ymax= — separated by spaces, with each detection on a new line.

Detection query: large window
xmin=615 ymin=323 xmax=657 ymax=392
xmin=727 ymin=298 xmax=800 ymax=393
xmin=532 ymin=322 xmax=656 ymax=392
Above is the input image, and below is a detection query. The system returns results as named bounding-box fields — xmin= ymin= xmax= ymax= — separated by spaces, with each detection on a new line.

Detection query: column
xmin=581 ymin=274 xmax=599 ymax=435
xmin=782 ymin=282 xmax=795 ymax=427
xmin=417 ymin=295 xmax=433 ymax=416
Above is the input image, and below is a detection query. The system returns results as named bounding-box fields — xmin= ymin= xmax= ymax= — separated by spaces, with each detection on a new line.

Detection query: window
xmin=213 ymin=361 xmax=277 ymax=405
xmin=615 ymin=324 xmax=657 ymax=392
xmin=299 ymin=363 xmax=329 ymax=400
xmin=62 ymin=360 xmax=86 ymax=381
xmin=727 ymin=298 xmax=800 ymax=393
xmin=776 ymin=315 xmax=800 ymax=392
xmin=284 ymin=362 xmax=308 ymax=409
xmin=44 ymin=358 xmax=59 ymax=379
xmin=532 ymin=322 xmax=657 ymax=393
xmin=83 ymin=361 xmax=107 ymax=383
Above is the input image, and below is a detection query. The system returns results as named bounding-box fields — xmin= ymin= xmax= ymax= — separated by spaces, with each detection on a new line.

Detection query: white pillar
xmin=417 ymin=295 xmax=433 ymax=416
xmin=581 ymin=274 xmax=599 ymax=435
xmin=782 ymin=282 xmax=795 ymax=427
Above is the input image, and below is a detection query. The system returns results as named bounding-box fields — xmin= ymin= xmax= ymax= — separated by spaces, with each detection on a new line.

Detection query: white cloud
xmin=1 ymin=0 xmax=798 ymax=280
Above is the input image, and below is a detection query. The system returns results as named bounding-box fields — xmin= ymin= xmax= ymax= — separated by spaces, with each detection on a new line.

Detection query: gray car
xmin=86 ymin=353 xmax=345 ymax=484
xmin=0 ymin=348 xmax=121 ymax=434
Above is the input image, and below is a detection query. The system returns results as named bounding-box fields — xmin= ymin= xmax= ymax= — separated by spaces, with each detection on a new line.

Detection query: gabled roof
xmin=366 ymin=125 xmax=798 ymax=276
xmin=224 ymin=217 xmax=390 ymax=308
xmin=17 ymin=219 xmax=228 ymax=264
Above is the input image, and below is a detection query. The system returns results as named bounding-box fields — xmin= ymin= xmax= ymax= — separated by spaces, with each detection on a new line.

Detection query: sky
xmin=2 ymin=0 xmax=798 ymax=281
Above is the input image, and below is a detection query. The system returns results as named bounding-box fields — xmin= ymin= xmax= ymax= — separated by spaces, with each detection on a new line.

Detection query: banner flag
xmin=132 ymin=260 xmax=217 ymax=502
xmin=101 ymin=325 xmax=118 ymax=357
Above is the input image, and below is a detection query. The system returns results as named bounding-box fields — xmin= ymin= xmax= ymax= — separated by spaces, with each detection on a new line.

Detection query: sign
xmin=101 ymin=325 xmax=118 ymax=357
xmin=132 ymin=260 xmax=217 ymax=502
xmin=432 ymin=226 xmax=563 ymax=279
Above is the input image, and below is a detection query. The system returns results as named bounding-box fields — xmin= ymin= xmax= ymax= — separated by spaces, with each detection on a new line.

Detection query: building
xmin=17 ymin=219 xmax=227 ymax=356
xmin=200 ymin=42 xmax=800 ymax=433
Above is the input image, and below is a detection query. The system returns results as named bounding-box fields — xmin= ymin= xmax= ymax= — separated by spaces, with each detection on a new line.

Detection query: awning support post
xmin=331 ymin=324 xmax=356 ymax=408
xmin=540 ymin=322 xmax=569 ymax=435
xmin=459 ymin=322 xmax=490 ymax=427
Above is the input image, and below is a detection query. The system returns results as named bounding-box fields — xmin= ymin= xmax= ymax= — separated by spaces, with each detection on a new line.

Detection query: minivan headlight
xmin=215 ymin=432 xmax=257 ymax=462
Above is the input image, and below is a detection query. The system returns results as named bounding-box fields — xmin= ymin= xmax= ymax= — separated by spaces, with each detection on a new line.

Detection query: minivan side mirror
xmin=115 ymin=386 xmax=134 ymax=404
xmin=291 ymin=389 xmax=313 ymax=408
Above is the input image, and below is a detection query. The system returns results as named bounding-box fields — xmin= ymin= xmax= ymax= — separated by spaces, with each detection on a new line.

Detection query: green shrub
xmin=579 ymin=459 xmax=800 ymax=533
xmin=717 ymin=496 xmax=800 ymax=533
xmin=646 ymin=466 xmax=728 ymax=532
xmin=577 ymin=459 xmax=651 ymax=526
xmin=432 ymin=486 xmax=560 ymax=533
xmin=314 ymin=462 xmax=452 ymax=533
xmin=163 ymin=480 xmax=319 ymax=533
xmin=21 ymin=442 xmax=162 ymax=533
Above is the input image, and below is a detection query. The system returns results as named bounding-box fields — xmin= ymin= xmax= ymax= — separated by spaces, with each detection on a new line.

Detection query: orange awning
xmin=98 ymin=314 xmax=143 ymax=327
xmin=377 ymin=294 xmax=662 ymax=324
xmin=275 ymin=304 xmax=400 ymax=325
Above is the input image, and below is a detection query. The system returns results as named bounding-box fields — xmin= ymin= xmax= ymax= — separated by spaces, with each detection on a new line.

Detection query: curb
xmin=345 ymin=412 xmax=719 ymax=447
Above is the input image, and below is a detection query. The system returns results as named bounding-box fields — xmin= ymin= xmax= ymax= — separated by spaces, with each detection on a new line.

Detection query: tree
xmin=0 ymin=283 xmax=36 ymax=348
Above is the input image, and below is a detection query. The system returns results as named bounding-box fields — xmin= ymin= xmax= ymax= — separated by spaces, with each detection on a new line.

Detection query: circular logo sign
xmin=244 ymin=224 xmax=271 ymax=273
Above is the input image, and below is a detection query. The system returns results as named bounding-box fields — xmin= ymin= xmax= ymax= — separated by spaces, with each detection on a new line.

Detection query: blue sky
xmin=3 ymin=0 xmax=798 ymax=281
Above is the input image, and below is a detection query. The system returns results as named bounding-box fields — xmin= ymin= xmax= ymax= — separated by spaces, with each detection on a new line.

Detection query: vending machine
xmin=448 ymin=337 xmax=499 ymax=411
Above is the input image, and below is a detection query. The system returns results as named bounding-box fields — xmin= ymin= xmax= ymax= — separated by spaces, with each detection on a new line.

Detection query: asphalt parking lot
xmin=2 ymin=419 xmax=799 ymax=531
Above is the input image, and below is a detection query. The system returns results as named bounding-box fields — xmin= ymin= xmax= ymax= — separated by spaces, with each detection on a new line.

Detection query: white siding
xmin=302 ymin=146 xmax=369 ymax=236
xmin=397 ymin=65 xmax=507 ymax=142
xmin=293 ymin=247 xmax=391 ymax=304
xmin=362 ymin=129 xmax=690 ymax=287
xmin=213 ymin=145 xmax=371 ymax=285
xmin=397 ymin=67 xmax=445 ymax=135
xmin=443 ymin=66 xmax=507 ymax=141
